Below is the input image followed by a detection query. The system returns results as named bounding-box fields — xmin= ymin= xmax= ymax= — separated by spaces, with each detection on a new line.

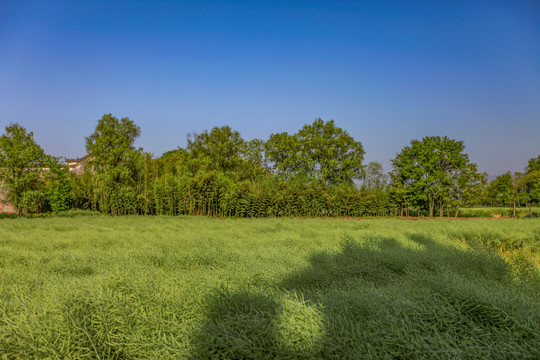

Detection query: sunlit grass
xmin=1 ymin=216 xmax=539 ymax=358
xmin=459 ymin=206 xmax=540 ymax=218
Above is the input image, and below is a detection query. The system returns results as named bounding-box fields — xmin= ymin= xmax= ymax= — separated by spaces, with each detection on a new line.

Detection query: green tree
xmin=391 ymin=136 xmax=477 ymax=217
xmin=44 ymin=159 xmax=76 ymax=213
xmin=266 ymin=118 xmax=365 ymax=185
xmin=0 ymin=123 xmax=50 ymax=216
xmin=361 ymin=161 xmax=388 ymax=190
xmin=264 ymin=132 xmax=303 ymax=179
xmin=85 ymin=114 xmax=142 ymax=214
xmin=487 ymin=172 xmax=514 ymax=208
xmin=451 ymin=163 xmax=485 ymax=217
xmin=240 ymin=139 xmax=268 ymax=184
xmin=187 ymin=126 xmax=245 ymax=173
xmin=524 ymin=155 xmax=540 ymax=215
xmin=85 ymin=114 xmax=141 ymax=178
xmin=526 ymin=155 xmax=540 ymax=173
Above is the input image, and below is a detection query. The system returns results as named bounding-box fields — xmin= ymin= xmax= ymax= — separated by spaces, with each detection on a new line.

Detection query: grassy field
xmin=458 ymin=207 xmax=540 ymax=218
xmin=0 ymin=216 xmax=539 ymax=359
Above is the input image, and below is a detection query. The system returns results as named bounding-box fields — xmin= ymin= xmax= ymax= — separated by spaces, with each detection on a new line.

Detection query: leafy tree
xmin=524 ymin=155 xmax=540 ymax=215
xmin=187 ymin=126 xmax=244 ymax=173
xmin=451 ymin=163 xmax=485 ymax=216
xmin=487 ymin=172 xmax=514 ymax=208
xmin=266 ymin=118 xmax=365 ymax=185
xmin=44 ymin=159 xmax=76 ymax=213
xmin=391 ymin=136 xmax=477 ymax=217
xmin=0 ymin=123 xmax=51 ymax=216
xmin=526 ymin=155 xmax=540 ymax=173
xmin=362 ymin=162 xmax=388 ymax=190
xmin=85 ymin=114 xmax=142 ymax=214
xmin=264 ymin=132 xmax=303 ymax=178
xmin=240 ymin=139 xmax=268 ymax=184
xmin=528 ymin=171 xmax=540 ymax=206
xmin=460 ymin=170 xmax=488 ymax=207
xmin=85 ymin=114 xmax=141 ymax=179
xmin=297 ymin=118 xmax=365 ymax=185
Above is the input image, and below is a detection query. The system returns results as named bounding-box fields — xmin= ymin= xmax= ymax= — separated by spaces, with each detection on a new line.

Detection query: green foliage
xmin=526 ymin=155 xmax=540 ymax=174
xmin=0 ymin=123 xmax=51 ymax=216
xmin=84 ymin=114 xmax=142 ymax=215
xmin=187 ymin=125 xmax=245 ymax=173
xmin=458 ymin=207 xmax=540 ymax=218
xmin=525 ymin=156 xmax=540 ymax=204
xmin=391 ymin=136 xmax=479 ymax=217
xmin=85 ymin=114 xmax=141 ymax=174
xmin=44 ymin=160 xmax=76 ymax=213
xmin=266 ymin=118 xmax=365 ymax=185
xmin=487 ymin=172 xmax=514 ymax=207
xmin=0 ymin=217 xmax=538 ymax=358
xmin=241 ymin=138 xmax=268 ymax=183
xmin=361 ymin=161 xmax=388 ymax=190
xmin=6 ymin=120 xmax=539 ymax=219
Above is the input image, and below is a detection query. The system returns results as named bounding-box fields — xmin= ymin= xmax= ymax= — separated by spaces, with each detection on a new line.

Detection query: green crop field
xmin=458 ymin=207 xmax=540 ymax=218
xmin=1 ymin=216 xmax=539 ymax=359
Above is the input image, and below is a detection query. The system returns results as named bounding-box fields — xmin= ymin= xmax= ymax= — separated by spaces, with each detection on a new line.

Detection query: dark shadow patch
xmin=189 ymin=234 xmax=539 ymax=359
xmin=191 ymin=286 xmax=285 ymax=359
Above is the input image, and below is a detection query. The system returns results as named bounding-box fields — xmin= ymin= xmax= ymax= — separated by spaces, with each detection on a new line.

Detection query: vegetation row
xmin=0 ymin=115 xmax=539 ymax=217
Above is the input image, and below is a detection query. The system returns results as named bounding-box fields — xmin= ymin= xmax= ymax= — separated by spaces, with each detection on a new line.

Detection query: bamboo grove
xmin=1 ymin=114 xmax=539 ymax=217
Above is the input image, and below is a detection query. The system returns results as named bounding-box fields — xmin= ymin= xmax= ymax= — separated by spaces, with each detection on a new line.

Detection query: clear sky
xmin=1 ymin=0 xmax=539 ymax=176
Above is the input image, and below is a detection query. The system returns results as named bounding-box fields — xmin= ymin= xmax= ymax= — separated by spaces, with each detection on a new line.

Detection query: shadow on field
xmin=190 ymin=234 xmax=538 ymax=359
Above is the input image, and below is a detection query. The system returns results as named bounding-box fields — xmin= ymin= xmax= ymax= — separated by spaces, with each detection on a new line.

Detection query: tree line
xmin=1 ymin=114 xmax=539 ymax=217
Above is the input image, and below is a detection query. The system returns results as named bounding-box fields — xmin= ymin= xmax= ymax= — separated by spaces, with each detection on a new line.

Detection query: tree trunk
xmin=513 ymin=202 xmax=516 ymax=219
xmin=455 ymin=204 xmax=459 ymax=218
xmin=528 ymin=202 xmax=532 ymax=218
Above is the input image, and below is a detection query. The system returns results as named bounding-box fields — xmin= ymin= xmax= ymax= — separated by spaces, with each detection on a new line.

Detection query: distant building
xmin=65 ymin=155 xmax=90 ymax=175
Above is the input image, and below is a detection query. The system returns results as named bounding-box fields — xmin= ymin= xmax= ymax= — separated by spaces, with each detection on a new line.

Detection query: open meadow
xmin=1 ymin=216 xmax=539 ymax=359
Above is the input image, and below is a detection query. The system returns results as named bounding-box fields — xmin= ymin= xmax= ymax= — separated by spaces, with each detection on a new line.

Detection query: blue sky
xmin=1 ymin=0 xmax=539 ymax=175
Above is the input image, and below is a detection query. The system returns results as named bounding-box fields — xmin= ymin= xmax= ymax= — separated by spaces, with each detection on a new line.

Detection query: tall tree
xmin=0 ymin=123 xmax=50 ymax=216
xmin=264 ymin=132 xmax=303 ymax=178
xmin=524 ymin=155 xmax=540 ymax=215
xmin=85 ymin=114 xmax=142 ymax=214
xmin=391 ymin=136 xmax=477 ymax=217
xmin=240 ymin=139 xmax=268 ymax=184
xmin=487 ymin=172 xmax=514 ymax=208
xmin=85 ymin=114 xmax=141 ymax=177
xmin=266 ymin=118 xmax=365 ymax=185
xmin=187 ymin=126 xmax=244 ymax=173
xmin=362 ymin=161 xmax=388 ymax=190
xmin=526 ymin=155 xmax=540 ymax=173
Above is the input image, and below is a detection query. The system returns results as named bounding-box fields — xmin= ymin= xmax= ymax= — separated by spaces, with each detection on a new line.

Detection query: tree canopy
xmin=187 ymin=126 xmax=245 ymax=173
xmin=2 ymin=116 xmax=538 ymax=218
xmin=0 ymin=123 xmax=51 ymax=216
xmin=391 ymin=136 xmax=479 ymax=217
xmin=84 ymin=114 xmax=142 ymax=214
xmin=85 ymin=113 xmax=141 ymax=175
xmin=266 ymin=118 xmax=365 ymax=185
